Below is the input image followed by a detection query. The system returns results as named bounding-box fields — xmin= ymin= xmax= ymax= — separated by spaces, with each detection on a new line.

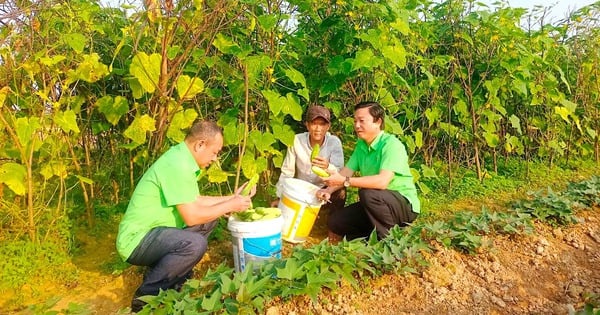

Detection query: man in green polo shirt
xmin=318 ymin=101 xmax=420 ymax=242
xmin=116 ymin=120 xmax=255 ymax=312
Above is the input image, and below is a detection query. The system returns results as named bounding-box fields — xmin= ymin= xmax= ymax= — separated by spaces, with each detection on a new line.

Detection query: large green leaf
xmin=63 ymin=33 xmax=86 ymax=53
xmin=176 ymin=75 xmax=204 ymax=100
xmin=0 ymin=162 xmax=26 ymax=196
xmin=241 ymin=154 xmax=267 ymax=179
xmin=16 ymin=117 xmax=41 ymax=146
xmin=130 ymin=52 xmax=161 ymax=94
xmin=213 ymin=33 xmax=242 ymax=55
xmin=284 ymin=67 xmax=307 ymax=88
xmin=206 ymin=163 xmax=230 ymax=183
xmin=381 ymin=44 xmax=406 ymax=68
xmin=243 ymin=55 xmax=271 ymax=87
xmin=351 ymin=48 xmax=383 ymax=71
xmin=249 ymin=130 xmax=275 ymax=153
xmin=262 ymin=90 xmax=302 ymax=121
xmin=270 ymin=121 xmax=295 ymax=147
xmin=67 ymin=53 xmax=109 ymax=83
xmin=483 ymin=131 xmax=500 ymax=148
xmin=257 ymin=14 xmax=278 ymax=31
xmin=167 ymin=109 xmax=198 ymax=143
xmin=54 ymin=110 xmax=80 ymax=134
xmin=123 ymin=115 xmax=156 ymax=145
xmin=97 ymin=95 xmax=129 ymax=126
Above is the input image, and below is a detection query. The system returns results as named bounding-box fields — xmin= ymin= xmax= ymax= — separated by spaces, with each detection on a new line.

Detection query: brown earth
xmin=6 ymin=206 xmax=600 ymax=314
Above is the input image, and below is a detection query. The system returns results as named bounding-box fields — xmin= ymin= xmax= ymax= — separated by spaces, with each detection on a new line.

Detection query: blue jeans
xmin=127 ymin=221 xmax=217 ymax=297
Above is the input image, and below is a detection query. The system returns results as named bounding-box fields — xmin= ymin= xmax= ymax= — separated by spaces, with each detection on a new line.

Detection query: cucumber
xmin=232 ymin=207 xmax=281 ymax=222
xmin=240 ymin=173 xmax=259 ymax=196
xmin=311 ymin=143 xmax=320 ymax=160
xmin=311 ymin=165 xmax=330 ymax=177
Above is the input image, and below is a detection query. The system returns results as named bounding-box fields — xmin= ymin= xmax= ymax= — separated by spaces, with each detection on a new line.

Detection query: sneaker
xmin=130 ymin=297 xmax=147 ymax=313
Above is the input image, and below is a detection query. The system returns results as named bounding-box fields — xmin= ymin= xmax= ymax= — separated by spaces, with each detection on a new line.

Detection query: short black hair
xmin=186 ymin=120 xmax=223 ymax=141
xmin=355 ymin=101 xmax=385 ymax=129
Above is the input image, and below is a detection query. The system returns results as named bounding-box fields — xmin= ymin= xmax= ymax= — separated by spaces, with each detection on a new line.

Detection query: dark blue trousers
xmin=328 ymin=189 xmax=417 ymax=240
xmin=127 ymin=221 xmax=217 ymax=297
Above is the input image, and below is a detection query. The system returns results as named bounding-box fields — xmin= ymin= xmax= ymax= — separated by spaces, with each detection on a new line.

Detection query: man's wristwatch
xmin=343 ymin=176 xmax=351 ymax=187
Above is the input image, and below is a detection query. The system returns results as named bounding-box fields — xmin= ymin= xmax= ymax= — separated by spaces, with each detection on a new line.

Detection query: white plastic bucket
xmin=227 ymin=215 xmax=284 ymax=272
xmin=278 ymin=178 xmax=323 ymax=243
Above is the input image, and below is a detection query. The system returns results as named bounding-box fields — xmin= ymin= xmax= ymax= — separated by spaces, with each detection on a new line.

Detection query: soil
xmin=5 ymin=205 xmax=600 ymax=314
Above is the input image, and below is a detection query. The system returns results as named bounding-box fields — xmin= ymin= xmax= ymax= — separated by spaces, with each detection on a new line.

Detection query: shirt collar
xmin=178 ymin=142 xmax=201 ymax=176
xmin=361 ymin=131 xmax=385 ymax=152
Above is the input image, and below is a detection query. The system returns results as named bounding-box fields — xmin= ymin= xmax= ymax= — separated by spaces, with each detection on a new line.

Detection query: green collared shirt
xmin=116 ymin=142 xmax=201 ymax=260
xmin=346 ymin=131 xmax=420 ymax=213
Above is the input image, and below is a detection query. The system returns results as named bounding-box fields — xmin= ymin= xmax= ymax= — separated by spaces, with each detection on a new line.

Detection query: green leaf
xmin=176 ymin=75 xmax=204 ymax=99
xmin=390 ymin=14 xmax=410 ymax=35
xmin=356 ymin=29 xmax=383 ymax=49
xmin=276 ymin=258 xmax=302 ymax=281
xmin=243 ymin=55 xmax=271 ymax=87
xmin=381 ymin=44 xmax=406 ymax=68
xmin=16 ymin=117 xmax=41 ymax=146
xmin=97 ymin=95 xmax=129 ymax=126
xmin=123 ymin=115 xmax=156 ymax=145
xmin=166 ymin=109 xmax=198 ymax=143
xmin=64 ymin=33 xmax=86 ymax=53
xmin=130 ymin=52 xmax=161 ymax=93
xmin=483 ymin=131 xmax=500 ymax=148
xmin=351 ymin=48 xmax=383 ymax=71
xmin=282 ymin=93 xmax=303 ymax=121
xmin=509 ymin=114 xmax=522 ymax=135
xmin=207 ymin=163 xmax=230 ymax=183
xmin=421 ymin=164 xmax=437 ymax=178
xmin=554 ymin=106 xmax=571 ymax=123
xmin=262 ymin=89 xmax=283 ymax=115
xmin=68 ymin=53 xmax=109 ymax=83
xmin=39 ymin=55 xmax=66 ymax=67
xmin=249 ymin=130 xmax=276 ymax=153
xmin=262 ymin=90 xmax=302 ymax=121
xmin=201 ymin=290 xmax=222 ymax=311
xmin=414 ymin=129 xmax=423 ymax=149
xmin=213 ymin=33 xmax=241 ymax=55
xmin=284 ymin=67 xmax=307 ymax=88
xmin=54 ymin=110 xmax=80 ymax=134
xmin=0 ymin=162 xmax=27 ymax=195
xmin=257 ymin=14 xmax=278 ymax=31
xmin=271 ymin=121 xmax=295 ymax=147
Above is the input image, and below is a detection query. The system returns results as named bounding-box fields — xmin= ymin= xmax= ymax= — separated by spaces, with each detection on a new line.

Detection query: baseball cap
xmin=305 ymin=105 xmax=331 ymax=123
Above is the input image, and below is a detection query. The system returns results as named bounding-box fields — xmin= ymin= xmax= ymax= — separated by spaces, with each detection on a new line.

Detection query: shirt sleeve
xmin=327 ymin=135 xmax=344 ymax=172
xmin=380 ymin=137 xmax=410 ymax=175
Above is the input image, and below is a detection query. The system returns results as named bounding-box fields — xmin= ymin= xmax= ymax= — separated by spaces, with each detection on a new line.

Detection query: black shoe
xmin=131 ymin=296 xmax=147 ymax=313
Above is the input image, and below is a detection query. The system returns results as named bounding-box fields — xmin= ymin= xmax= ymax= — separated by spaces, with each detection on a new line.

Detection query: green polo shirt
xmin=116 ymin=142 xmax=201 ymax=260
xmin=346 ymin=131 xmax=420 ymax=213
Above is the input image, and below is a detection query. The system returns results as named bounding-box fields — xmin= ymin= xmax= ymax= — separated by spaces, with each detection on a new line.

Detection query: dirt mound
xmin=267 ymin=209 xmax=600 ymax=314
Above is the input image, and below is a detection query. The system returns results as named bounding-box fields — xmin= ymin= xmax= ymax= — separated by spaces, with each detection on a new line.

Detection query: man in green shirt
xmin=116 ymin=120 xmax=255 ymax=312
xmin=318 ymin=101 xmax=420 ymax=242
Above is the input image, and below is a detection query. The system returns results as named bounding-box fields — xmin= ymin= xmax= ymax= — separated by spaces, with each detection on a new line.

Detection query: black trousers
xmin=327 ymin=188 xmax=417 ymax=240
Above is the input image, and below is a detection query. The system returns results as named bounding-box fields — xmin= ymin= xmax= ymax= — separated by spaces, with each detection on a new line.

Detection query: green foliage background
xmin=0 ymin=0 xmax=599 ymax=307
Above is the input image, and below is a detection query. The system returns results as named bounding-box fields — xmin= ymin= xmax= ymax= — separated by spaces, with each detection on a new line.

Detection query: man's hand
xmin=235 ymin=181 xmax=257 ymax=197
xmin=322 ymin=171 xmax=345 ymax=187
xmin=229 ymin=195 xmax=253 ymax=213
xmin=315 ymin=188 xmax=331 ymax=203
xmin=311 ymin=156 xmax=329 ymax=169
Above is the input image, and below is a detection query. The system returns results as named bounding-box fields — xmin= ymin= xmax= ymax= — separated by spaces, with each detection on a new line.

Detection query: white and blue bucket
xmin=227 ymin=215 xmax=284 ymax=272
